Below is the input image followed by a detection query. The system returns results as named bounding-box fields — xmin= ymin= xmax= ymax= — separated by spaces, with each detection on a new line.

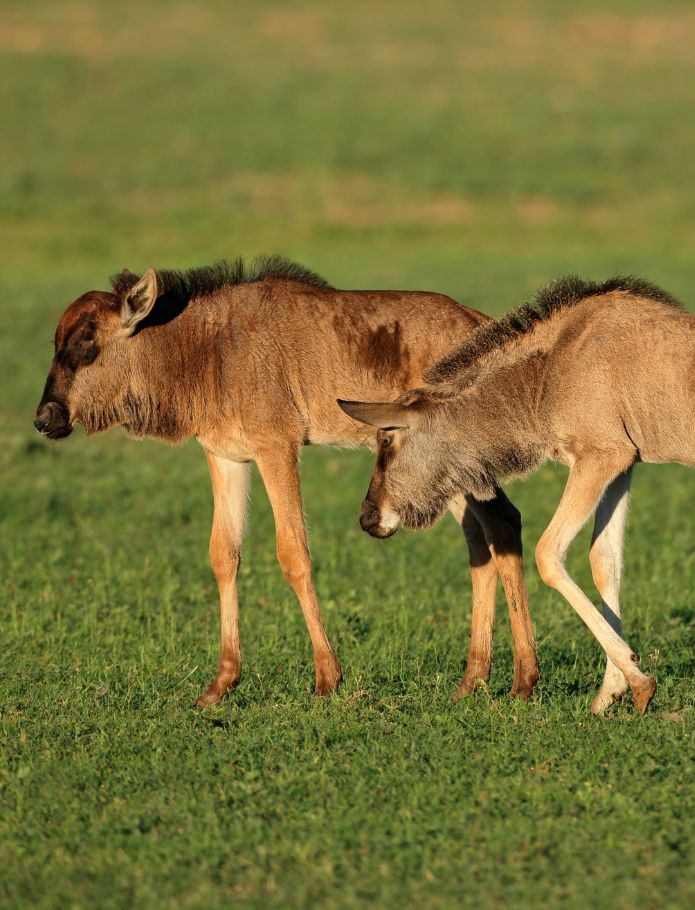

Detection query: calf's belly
xmin=633 ymin=419 xmax=695 ymax=466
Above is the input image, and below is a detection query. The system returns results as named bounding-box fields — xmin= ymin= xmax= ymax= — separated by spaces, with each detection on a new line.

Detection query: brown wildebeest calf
xmin=34 ymin=256 xmax=539 ymax=705
xmin=340 ymin=275 xmax=695 ymax=715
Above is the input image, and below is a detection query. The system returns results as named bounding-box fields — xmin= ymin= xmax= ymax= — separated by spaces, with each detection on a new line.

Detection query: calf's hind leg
xmin=535 ymin=455 xmax=655 ymax=714
xmin=589 ymin=468 xmax=633 ymax=714
xmin=196 ymin=452 xmax=250 ymax=707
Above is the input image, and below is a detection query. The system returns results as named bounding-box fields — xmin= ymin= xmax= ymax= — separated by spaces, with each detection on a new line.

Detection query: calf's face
xmin=358 ymin=427 xmax=406 ymax=538
xmin=338 ymin=395 xmax=453 ymax=536
xmin=34 ymin=270 xmax=158 ymax=439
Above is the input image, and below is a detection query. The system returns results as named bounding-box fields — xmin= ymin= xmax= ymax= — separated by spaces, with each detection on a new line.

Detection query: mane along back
xmin=425 ymin=274 xmax=683 ymax=386
xmin=110 ymin=255 xmax=332 ymax=302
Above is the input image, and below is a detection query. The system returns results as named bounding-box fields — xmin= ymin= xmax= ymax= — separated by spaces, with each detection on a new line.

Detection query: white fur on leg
xmin=535 ymin=457 xmax=653 ymax=703
xmin=589 ymin=468 xmax=633 ymax=713
xmin=592 ymin=658 xmax=629 ymax=714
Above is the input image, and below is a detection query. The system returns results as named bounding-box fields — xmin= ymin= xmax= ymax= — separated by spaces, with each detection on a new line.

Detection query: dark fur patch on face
xmin=376 ymin=429 xmax=400 ymax=471
xmin=110 ymin=256 xmax=332 ymax=305
xmin=54 ymin=293 xmax=114 ymax=371
xmin=425 ymin=274 xmax=683 ymax=386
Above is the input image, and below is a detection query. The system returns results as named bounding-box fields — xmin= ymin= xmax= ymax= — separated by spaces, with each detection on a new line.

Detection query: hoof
xmin=452 ymin=675 xmax=486 ymax=701
xmin=314 ymin=657 xmax=342 ymax=696
xmin=631 ymin=677 xmax=657 ymax=715
xmin=508 ymin=684 xmax=534 ymax=701
xmin=194 ymin=691 xmax=223 ymax=709
xmin=194 ymin=672 xmax=240 ymax=708
xmin=509 ymin=668 xmax=539 ymax=701
xmin=590 ymin=686 xmax=627 ymax=715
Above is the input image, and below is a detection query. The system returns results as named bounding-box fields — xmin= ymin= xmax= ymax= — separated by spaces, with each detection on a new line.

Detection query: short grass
xmin=2 ymin=1 xmax=695 ymax=908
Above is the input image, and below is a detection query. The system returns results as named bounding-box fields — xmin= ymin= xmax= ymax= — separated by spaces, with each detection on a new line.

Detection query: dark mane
xmin=110 ymin=255 xmax=332 ymax=301
xmin=426 ymin=275 xmax=683 ymax=386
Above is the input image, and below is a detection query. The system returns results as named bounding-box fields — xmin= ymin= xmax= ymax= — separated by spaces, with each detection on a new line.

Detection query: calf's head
xmin=34 ymin=270 xmax=158 ymax=438
xmin=338 ymin=392 xmax=455 ymax=537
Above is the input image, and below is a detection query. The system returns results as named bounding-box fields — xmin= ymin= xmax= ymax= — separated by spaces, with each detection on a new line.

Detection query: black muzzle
xmin=34 ymin=401 xmax=72 ymax=439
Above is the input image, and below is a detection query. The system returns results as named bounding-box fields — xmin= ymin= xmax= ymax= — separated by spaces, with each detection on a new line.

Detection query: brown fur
xmin=343 ymin=276 xmax=694 ymax=714
xmin=35 ymin=257 xmax=539 ymax=704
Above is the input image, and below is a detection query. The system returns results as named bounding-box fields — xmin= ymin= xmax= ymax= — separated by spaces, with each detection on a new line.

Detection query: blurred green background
xmin=2 ymin=2 xmax=695 ymax=908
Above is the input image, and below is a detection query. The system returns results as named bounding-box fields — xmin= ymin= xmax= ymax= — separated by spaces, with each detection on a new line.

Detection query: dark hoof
xmin=314 ymin=658 xmax=342 ymax=696
xmin=508 ymin=685 xmax=534 ymax=701
xmin=314 ymin=674 xmax=342 ymax=696
xmin=194 ymin=673 xmax=240 ymax=708
xmin=632 ymin=677 xmax=657 ymax=715
xmin=452 ymin=676 xmax=486 ymax=701
xmin=509 ymin=666 xmax=539 ymax=701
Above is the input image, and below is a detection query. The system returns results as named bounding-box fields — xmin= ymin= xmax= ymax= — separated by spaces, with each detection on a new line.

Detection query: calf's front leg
xmin=256 ymin=445 xmax=342 ymax=695
xmin=449 ymin=489 xmax=539 ymax=700
xmin=449 ymin=496 xmax=498 ymax=697
xmin=535 ymin=455 xmax=655 ymax=714
xmin=196 ymin=452 xmax=250 ymax=707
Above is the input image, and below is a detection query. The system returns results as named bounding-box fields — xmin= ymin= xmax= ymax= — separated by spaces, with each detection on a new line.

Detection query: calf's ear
xmin=337 ymin=399 xmax=416 ymax=430
xmin=121 ymin=268 xmax=158 ymax=330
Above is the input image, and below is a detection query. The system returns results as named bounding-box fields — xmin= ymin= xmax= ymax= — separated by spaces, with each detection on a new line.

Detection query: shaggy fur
xmin=110 ymin=255 xmax=332 ymax=301
xmin=426 ymin=275 xmax=683 ymax=386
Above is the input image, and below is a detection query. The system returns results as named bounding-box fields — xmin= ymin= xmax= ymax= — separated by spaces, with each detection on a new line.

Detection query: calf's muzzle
xmin=34 ymin=401 xmax=72 ymax=439
xmin=359 ymin=498 xmax=398 ymax=539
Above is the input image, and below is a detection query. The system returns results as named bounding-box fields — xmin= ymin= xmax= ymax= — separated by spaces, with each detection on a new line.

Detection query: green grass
xmin=2 ymin=1 xmax=695 ymax=907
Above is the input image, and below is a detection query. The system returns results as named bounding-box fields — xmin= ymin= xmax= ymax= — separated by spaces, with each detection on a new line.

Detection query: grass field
xmin=2 ymin=1 xmax=695 ymax=907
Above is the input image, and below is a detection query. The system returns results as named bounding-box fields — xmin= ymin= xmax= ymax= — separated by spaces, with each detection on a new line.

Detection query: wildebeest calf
xmin=35 ymin=256 xmax=539 ymax=705
xmin=340 ymin=275 xmax=695 ymax=715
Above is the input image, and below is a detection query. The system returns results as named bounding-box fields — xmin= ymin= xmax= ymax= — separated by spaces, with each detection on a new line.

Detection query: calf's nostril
xmin=34 ymin=406 xmax=52 ymax=432
xmin=359 ymin=501 xmax=382 ymax=531
xmin=34 ymin=402 xmax=66 ymax=435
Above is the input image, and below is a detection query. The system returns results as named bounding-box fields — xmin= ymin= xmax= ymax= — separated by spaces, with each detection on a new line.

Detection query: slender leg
xmin=589 ymin=467 xmax=634 ymax=714
xmin=467 ymin=489 xmax=540 ymax=699
xmin=256 ymin=445 xmax=342 ymax=695
xmin=196 ymin=452 xmax=251 ymax=707
xmin=449 ymin=496 xmax=498 ymax=698
xmin=535 ymin=455 xmax=655 ymax=714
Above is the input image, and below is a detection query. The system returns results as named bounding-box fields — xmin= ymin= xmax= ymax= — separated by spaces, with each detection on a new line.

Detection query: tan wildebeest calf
xmin=34 ymin=256 xmax=539 ymax=705
xmin=340 ymin=275 xmax=695 ymax=715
